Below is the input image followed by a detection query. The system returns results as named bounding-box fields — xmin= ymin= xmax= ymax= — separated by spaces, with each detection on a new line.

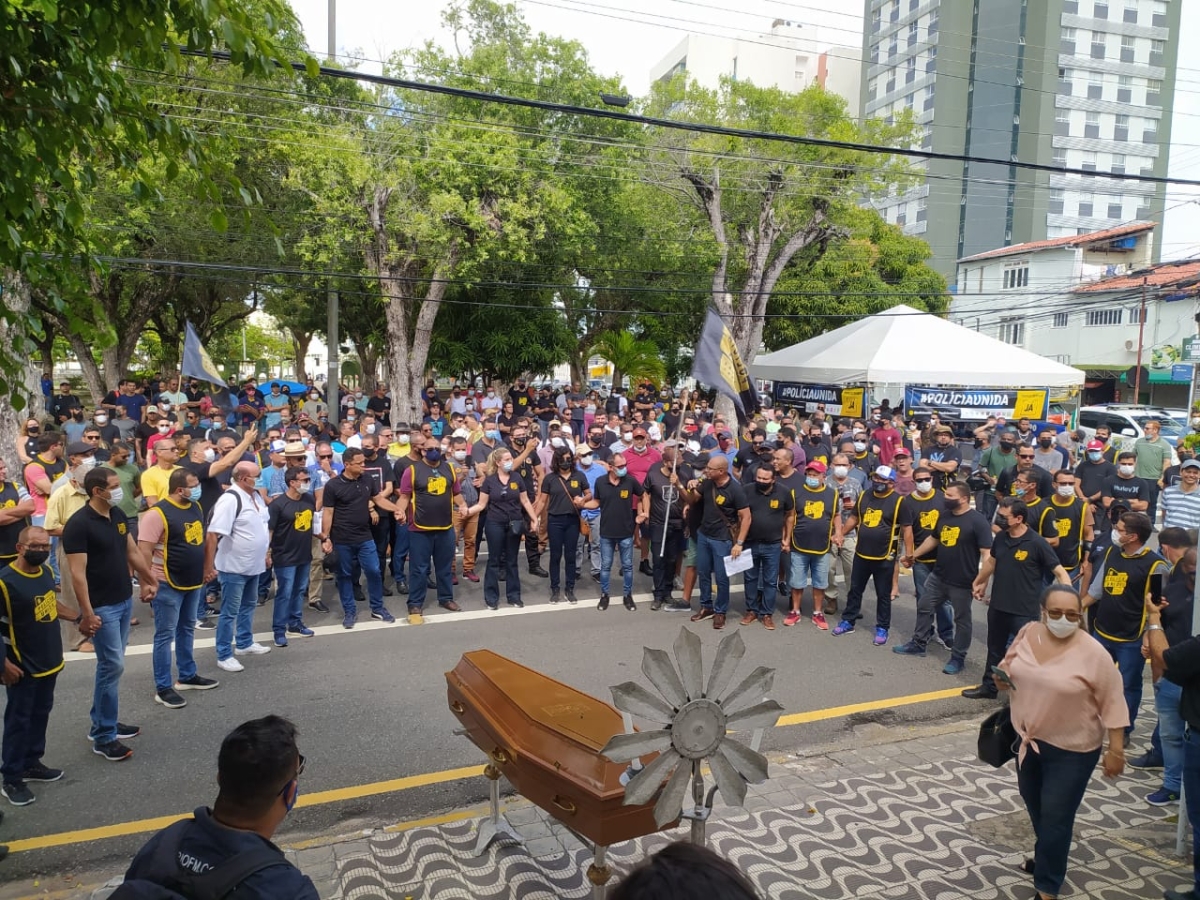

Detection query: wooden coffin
xmin=447 ymin=649 xmax=677 ymax=847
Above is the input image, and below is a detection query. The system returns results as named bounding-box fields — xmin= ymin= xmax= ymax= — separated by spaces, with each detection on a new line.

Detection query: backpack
xmin=109 ymin=819 xmax=283 ymax=900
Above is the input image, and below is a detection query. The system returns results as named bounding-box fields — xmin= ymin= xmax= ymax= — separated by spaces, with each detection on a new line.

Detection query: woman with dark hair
xmin=465 ymin=447 xmax=538 ymax=610
xmin=611 ymin=842 xmax=760 ymax=900
xmin=536 ymin=445 xmax=589 ymax=605
xmin=1001 ymin=583 xmax=1128 ymax=900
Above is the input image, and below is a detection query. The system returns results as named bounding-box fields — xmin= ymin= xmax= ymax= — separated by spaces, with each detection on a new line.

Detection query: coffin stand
xmin=447 ymin=649 xmax=678 ymax=898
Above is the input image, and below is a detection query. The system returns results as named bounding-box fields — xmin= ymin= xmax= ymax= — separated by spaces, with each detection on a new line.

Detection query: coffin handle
xmin=449 ymin=700 xmax=466 ymax=715
xmin=490 ymin=747 xmax=511 ymax=764
xmin=552 ymin=795 xmax=578 ymax=815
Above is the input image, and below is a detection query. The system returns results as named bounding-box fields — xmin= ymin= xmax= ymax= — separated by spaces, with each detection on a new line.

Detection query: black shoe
xmin=598 ymin=593 xmax=610 ymax=611
xmin=195 ymin=618 xmax=217 ymax=630
xmin=639 ymin=560 xmax=653 ymax=576
xmin=550 ymin=590 xmax=561 ymax=604
xmin=175 ymin=675 xmax=219 ymax=691
xmin=1019 ymin=859 xmax=1035 ymax=876
xmin=154 ymin=688 xmax=187 ymax=709
xmin=93 ymin=740 xmax=133 ymax=761
xmin=87 ymin=722 xmax=140 ymax=741
xmin=591 ymin=572 xmax=601 ymax=583
xmin=1 ymin=782 xmax=34 ymax=806
xmin=397 ymin=579 xmax=410 ymax=595
xmin=354 ymin=592 xmax=366 ymax=604
xmin=529 ymin=566 xmax=549 ymax=578
xmin=667 ymin=601 xmax=692 ymax=612
xmin=565 ymin=590 xmax=578 ymax=604
xmin=651 ymin=598 xmax=664 ymax=611
xmin=507 ymin=599 xmax=525 ymax=608
xmin=21 ymin=763 xmax=62 ymax=783
xmin=961 ymin=687 xmax=998 ymax=700
xmin=308 ymin=600 xmax=330 ymax=613
xmin=382 ymin=583 xmax=394 ymax=597
xmin=623 ymin=594 xmax=637 ymax=611
xmin=1128 ymin=752 xmax=1165 ymax=770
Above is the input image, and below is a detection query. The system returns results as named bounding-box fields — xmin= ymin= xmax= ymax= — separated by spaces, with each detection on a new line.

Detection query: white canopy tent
xmin=750 ymin=305 xmax=1085 ymax=388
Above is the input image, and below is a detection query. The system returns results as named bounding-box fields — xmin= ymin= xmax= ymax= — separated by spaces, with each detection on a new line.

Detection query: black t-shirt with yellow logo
xmin=268 ymin=493 xmax=317 ymax=568
xmin=899 ymin=491 xmax=945 ymax=564
xmin=853 ymin=488 xmax=903 ymax=561
xmin=791 ymin=484 xmax=836 ymax=555
xmin=594 ymin=475 xmax=645 ymax=540
xmin=542 ymin=469 xmax=588 ymax=517
xmin=930 ymin=509 xmax=993 ymax=588
xmin=0 ymin=562 xmax=63 ymax=677
xmin=745 ymin=482 xmax=795 ymax=544
xmin=697 ymin=477 xmax=747 ymax=541
xmin=1049 ymin=495 xmax=1087 ymax=569
xmin=1093 ymin=546 xmax=1167 ymax=642
xmin=61 ymin=504 xmax=132 ymax=609
xmin=989 ymin=528 xmax=1061 ymax=617
xmin=1023 ymin=497 xmax=1060 ymax=543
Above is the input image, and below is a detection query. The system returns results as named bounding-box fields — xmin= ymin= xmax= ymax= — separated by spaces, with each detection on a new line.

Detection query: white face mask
xmin=95 ymin=415 xmax=108 ymax=424
xmin=160 ymin=403 xmax=171 ymax=412
xmin=106 ymin=487 xmax=125 ymax=505
xmin=1111 ymin=529 xmax=1123 ymax=546
xmin=366 ymin=424 xmax=377 ymax=434
xmin=623 ymin=432 xmax=634 ymax=442
xmin=1118 ymin=464 xmax=1135 ymax=476
xmin=853 ymin=441 xmax=867 ymax=453
xmin=310 ymin=394 xmax=319 ymax=400
xmin=203 ymin=448 xmax=217 ymax=463
xmin=914 ymin=480 xmax=933 ymax=494
xmin=453 ymin=450 xmax=467 ymax=461
xmin=487 ymin=391 xmax=495 ymax=398
xmin=832 ymin=466 xmax=849 ymax=478
xmin=1056 ymin=484 xmax=1075 ymax=498
xmin=550 ymin=437 xmax=564 ymax=448
xmin=1045 ymin=615 xmax=1078 ymax=639
xmin=397 ymin=434 xmax=410 ymax=444
xmin=157 ymin=424 xmax=171 ymax=434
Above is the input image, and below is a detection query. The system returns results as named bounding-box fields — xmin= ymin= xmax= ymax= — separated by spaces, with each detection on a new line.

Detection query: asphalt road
xmin=0 ymin=559 xmax=998 ymax=886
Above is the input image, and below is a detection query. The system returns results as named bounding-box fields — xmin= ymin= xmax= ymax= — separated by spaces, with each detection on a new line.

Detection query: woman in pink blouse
xmin=999 ymin=584 xmax=1128 ymax=900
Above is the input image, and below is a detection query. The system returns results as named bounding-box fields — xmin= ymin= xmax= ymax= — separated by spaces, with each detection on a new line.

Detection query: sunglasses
xmin=1018 ymin=454 xmax=1034 ymax=459
xmin=1045 ymin=610 xmax=1082 ymax=623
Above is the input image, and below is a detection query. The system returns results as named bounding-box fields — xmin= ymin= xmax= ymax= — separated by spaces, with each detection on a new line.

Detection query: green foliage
xmin=589 ymin=331 xmax=666 ymax=387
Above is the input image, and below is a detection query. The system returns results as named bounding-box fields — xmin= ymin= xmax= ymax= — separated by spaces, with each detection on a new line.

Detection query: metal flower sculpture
xmin=600 ymin=628 xmax=783 ymax=838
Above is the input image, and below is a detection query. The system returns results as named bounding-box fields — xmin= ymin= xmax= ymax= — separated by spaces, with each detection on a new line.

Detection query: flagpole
xmin=661 ymin=388 xmax=692 ymax=559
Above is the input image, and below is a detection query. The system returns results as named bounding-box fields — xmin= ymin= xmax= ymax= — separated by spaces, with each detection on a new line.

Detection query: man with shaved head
xmin=204 ymin=462 xmax=271 ymax=675
xmin=0 ymin=526 xmax=80 ymax=805
xmin=682 ymin=453 xmax=751 ymax=630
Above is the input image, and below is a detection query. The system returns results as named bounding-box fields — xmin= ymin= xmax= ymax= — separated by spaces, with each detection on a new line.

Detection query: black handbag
xmin=977 ymin=705 xmax=1018 ymax=768
xmin=509 ymin=519 xmax=525 ymax=537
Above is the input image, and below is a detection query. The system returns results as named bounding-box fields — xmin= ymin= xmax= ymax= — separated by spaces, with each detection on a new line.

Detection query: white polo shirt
xmin=208 ymin=484 xmax=269 ymax=576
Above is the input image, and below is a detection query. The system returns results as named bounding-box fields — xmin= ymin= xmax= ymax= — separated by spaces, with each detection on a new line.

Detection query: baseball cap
xmin=892 ymin=447 xmax=911 ymax=457
xmin=66 ymin=441 xmax=94 ymax=456
xmin=873 ymin=465 xmax=896 ymax=482
xmin=1086 ymin=439 xmax=1104 ymax=450
xmin=269 ymin=439 xmax=287 ymax=453
xmin=805 ymin=460 xmax=827 ymax=474
xmin=283 ymin=440 xmax=306 ymax=456
xmin=1182 ymin=459 xmax=1200 ymax=471
xmin=632 ymin=426 xmax=648 ymax=437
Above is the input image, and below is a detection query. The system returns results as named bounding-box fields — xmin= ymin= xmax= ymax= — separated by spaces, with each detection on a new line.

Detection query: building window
xmin=1094 ymin=1 xmax=1108 ymax=18
xmin=1059 ymin=67 xmax=1073 ymax=95
xmin=1153 ymin=0 xmax=1168 ymax=27
xmin=886 ymin=76 xmax=896 ymax=94
xmin=1144 ymin=122 xmax=1159 ymax=145
xmin=1123 ymin=0 xmax=1138 ymax=22
xmin=1082 ymin=150 xmax=1098 ymax=174
xmin=1091 ymin=33 xmax=1107 ymax=59
xmin=1062 ymin=27 xmax=1077 ymax=55
xmin=1053 ymin=312 xmax=1070 ymax=328
xmin=1079 ymin=192 xmax=1095 ymax=217
xmin=1086 ymin=309 xmax=1123 ymax=326
xmin=871 ymin=43 xmax=879 ymax=65
xmin=1150 ymin=39 xmax=1165 ymax=67
xmin=868 ymin=77 xmax=879 ymax=101
xmin=1002 ymin=265 xmax=1030 ymax=290
xmin=1120 ymin=34 xmax=1136 ymax=63
xmin=1064 ymin=0 xmax=1078 ymax=11
xmin=998 ymin=317 xmax=1026 ymax=345
xmin=909 ymin=0 xmax=918 ymax=10
xmin=1114 ymin=114 xmax=1129 ymax=142
xmin=1147 ymin=79 xmax=1162 ymax=106
xmin=906 ymin=55 xmax=916 ymax=84
xmin=1049 ymin=189 xmax=1066 ymax=215
xmin=1055 ymin=111 xmax=1071 ymax=137
xmin=1137 ymin=201 xmax=1152 ymax=219
xmin=1111 ymin=152 xmax=1126 ymax=174
xmin=1088 ymin=72 xmax=1104 ymax=100
xmin=889 ymin=38 xmax=898 ymax=57
xmin=889 ymin=1 xmax=899 ymax=22
xmin=1085 ymin=111 xmax=1101 ymax=138
xmin=908 ymin=20 xmax=918 ymax=47
xmin=924 ymin=84 xmax=935 ymax=110
xmin=1117 ymin=74 xmax=1133 ymax=103
xmin=1053 ymin=146 xmax=1068 ymax=167
xmin=896 ymin=210 xmax=907 ymax=227
xmin=872 ymin=9 xmax=882 ymax=33
xmin=916 ymin=197 xmax=927 ymax=222
xmin=1108 ymin=196 xmax=1124 ymax=218
xmin=1129 ymin=305 xmax=1148 ymax=324
xmin=926 ymin=46 xmax=938 ymax=74
xmin=929 ymin=7 xmax=939 ymax=33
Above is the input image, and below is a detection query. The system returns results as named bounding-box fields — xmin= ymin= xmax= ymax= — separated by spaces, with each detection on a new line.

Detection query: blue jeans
xmin=696 ymin=532 xmax=733 ymax=614
xmin=600 ymin=536 xmax=634 ymax=597
xmin=1156 ymin=678 xmax=1185 ymax=793
xmin=390 ymin=522 xmax=410 ymax=584
xmin=151 ymin=583 xmax=201 ymax=692
xmin=1017 ymin=740 xmax=1101 ymax=897
xmin=90 ymin=598 xmax=132 ymax=745
xmin=335 ymin=540 xmax=383 ymax=615
xmin=547 ymin=513 xmax=580 ymax=592
xmin=912 ymin=563 xmax=953 ymax=644
xmin=216 ymin=572 xmax=260 ymax=661
xmin=742 ymin=541 xmax=781 ymax=617
xmin=272 ymin=564 xmax=309 ymax=638
xmin=407 ymin=529 xmax=455 ymax=611
xmin=1093 ymin=633 xmax=1146 ymax=734
xmin=1183 ymin=727 xmax=1200 ymax=893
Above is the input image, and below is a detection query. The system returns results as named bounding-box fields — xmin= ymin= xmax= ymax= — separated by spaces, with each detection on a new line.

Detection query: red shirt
xmin=873 ymin=425 xmax=903 ymax=466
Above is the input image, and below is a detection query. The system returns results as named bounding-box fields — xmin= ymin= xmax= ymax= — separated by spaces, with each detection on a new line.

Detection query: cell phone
xmin=1150 ymin=573 xmax=1164 ymax=606
xmin=990 ymin=666 xmax=1016 ymax=691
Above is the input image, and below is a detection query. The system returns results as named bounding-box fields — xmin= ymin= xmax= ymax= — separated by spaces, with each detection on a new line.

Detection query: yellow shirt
xmin=140 ymin=465 xmax=180 ymax=506
xmin=44 ymin=479 xmax=89 ymax=535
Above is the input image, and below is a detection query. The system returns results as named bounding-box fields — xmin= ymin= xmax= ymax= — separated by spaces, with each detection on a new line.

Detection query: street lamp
xmin=599 ymin=92 xmax=631 ymax=108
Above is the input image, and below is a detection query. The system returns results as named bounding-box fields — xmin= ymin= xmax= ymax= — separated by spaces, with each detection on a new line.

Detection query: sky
xmin=291 ymin=0 xmax=1200 ymax=260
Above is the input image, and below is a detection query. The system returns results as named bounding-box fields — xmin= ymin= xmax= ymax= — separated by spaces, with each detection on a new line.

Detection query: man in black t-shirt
xmin=739 ymin=464 xmax=795 ymax=629
xmin=1103 ymin=451 xmax=1150 ymax=513
xmin=267 ymin=467 xmax=317 ymax=647
xmin=365 ymin=385 xmax=391 ymax=426
xmin=640 ymin=444 xmax=690 ymax=611
xmin=963 ymin=497 xmax=1068 ymax=699
xmin=588 ymin=453 xmax=645 ymax=610
xmin=681 ymin=455 xmax=750 ymax=630
xmin=922 ymin=426 xmax=961 ymax=490
xmin=389 ymin=438 xmax=423 ymax=592
xmin=895 ymin=483 xmax=993 ymax=673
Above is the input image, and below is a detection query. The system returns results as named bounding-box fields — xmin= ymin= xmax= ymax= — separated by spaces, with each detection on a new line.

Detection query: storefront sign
xmin=904 ymin=386 xmax=1049 ymax=421
xmin=773 ymin=382 xmax=865 ymax=418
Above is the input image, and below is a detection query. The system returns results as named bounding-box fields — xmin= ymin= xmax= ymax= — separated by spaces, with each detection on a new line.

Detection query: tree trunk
xmin=290 ymin=330 xmax=312 ymax=382
xmin=34 ymin=324 xmax=55 ymax=379
xmin=0 ymin=272 xmax=44 ymax=474
xmin=67 ymin=332 xmax=109 ymax=405
xmin=358 ymin=345 xmax=380 ymax=387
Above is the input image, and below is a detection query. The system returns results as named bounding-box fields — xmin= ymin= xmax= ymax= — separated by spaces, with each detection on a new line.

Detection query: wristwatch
xmin=1146 ymin=624 xmax=1164 ymax=633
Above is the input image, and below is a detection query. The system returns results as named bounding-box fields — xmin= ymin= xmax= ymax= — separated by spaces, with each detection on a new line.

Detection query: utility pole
xmin=327 ymin=0 xmax=336 ymax=60
xmin=327 ymin=284 xmax=340 ymax=426
xmin=1133 ymin=276 xmax=1148 ymax=403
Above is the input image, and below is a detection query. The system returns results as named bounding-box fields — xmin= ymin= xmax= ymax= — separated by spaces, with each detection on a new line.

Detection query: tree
xmin=589 ymin=331 xmax=666 ymax=389
xmin=643 ymin=77 xmax=918 ymax=414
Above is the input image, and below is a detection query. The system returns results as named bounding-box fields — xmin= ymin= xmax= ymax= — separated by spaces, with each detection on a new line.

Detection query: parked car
xmin=1077 ymin=405 xmax=1183 ymax=459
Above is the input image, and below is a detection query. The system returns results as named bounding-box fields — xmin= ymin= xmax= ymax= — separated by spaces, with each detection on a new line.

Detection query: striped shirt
xmin=1161 ymin=484 xmax=1200 ymax=530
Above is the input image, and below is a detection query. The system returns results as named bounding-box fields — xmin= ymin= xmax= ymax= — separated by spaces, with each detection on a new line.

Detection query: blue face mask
xmin=1087 ymin=451 xmax=1102 ymax=462
xmin=805 ymin=476 xmax=821 ymax=488
xmin=188 ymin=486 xmax=202 ymax=501
xmin=284 ymin=780 xmax=299 ymax=813
xmin=615 ymin=466 xmax=628 ymax=478
xmin=425 ymin=449 xmax=442 ymax=464
xmin=486 ymin=430 xmax=501 ymax=441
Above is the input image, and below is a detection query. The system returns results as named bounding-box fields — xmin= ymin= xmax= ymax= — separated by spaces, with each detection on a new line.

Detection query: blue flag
xmin=181 ymin=322 xmax=233 ymax=410
xmin=690 ymin=308 xmax=760 ymax=427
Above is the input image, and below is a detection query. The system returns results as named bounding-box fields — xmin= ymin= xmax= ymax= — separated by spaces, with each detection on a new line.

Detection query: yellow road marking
xmin=8 ymin=689 xmax=965 ymax=855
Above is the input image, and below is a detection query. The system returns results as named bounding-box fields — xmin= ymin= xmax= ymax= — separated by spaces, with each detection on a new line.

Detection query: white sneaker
xmin=216 ymin=657 xmax=244 ymax=673
xmin=234 ymin=643 xmax=272 ymax=656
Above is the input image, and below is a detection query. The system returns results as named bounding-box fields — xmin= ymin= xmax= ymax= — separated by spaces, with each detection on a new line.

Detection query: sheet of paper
xmin=723 ymin=552 xmax=754 ymax=576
